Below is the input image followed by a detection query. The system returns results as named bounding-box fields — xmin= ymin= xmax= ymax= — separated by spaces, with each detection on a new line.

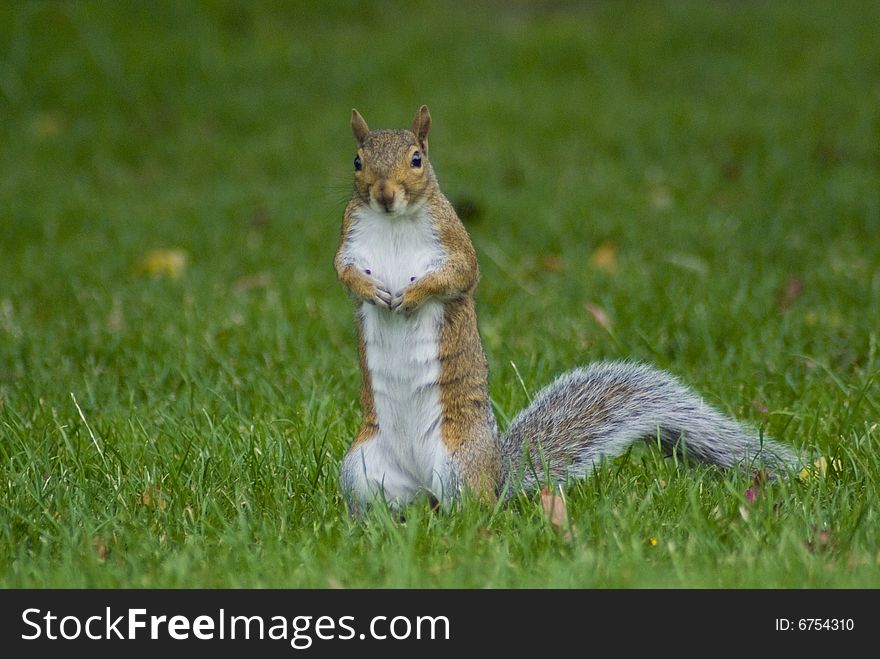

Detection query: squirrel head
xmin=350 ymin=105 xmax=434 ymax=215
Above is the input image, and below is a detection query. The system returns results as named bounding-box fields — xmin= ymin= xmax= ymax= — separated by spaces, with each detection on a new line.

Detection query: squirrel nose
xmin=375 ymin=182 xmax=397 ymax=212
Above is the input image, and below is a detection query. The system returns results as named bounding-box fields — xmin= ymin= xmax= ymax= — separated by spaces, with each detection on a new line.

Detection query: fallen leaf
xmin=798 ymin=456 xmax=842 ymax=481
xmin=92 ymin=536 xmax=109 ymax=562
xmin=136 ymin=248 xmax=188 ymax=280
xmin=589 ymin=241 xmax=618 ymax=273
xmin=585 ymin=303 xmax=613 ymax=333
xmin=776 ymin=276 xmax=804 ymax=312
xmin=540 ymin=485 xmax=572 ymax=543
xmin=140 ymin=484 xmax=168 ymax=510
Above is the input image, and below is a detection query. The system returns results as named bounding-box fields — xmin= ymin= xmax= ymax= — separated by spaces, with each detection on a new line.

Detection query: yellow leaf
xmin=140 ymin=484 xmax=168 ymax=510
xmin=540 ymin=485 xmax=573 ymax=543
xmin=137 ymin=248 xmax=188 ymax=279
xmin=589 ymin=241 xmax=618 ymax=273
xmin=92 ymin=536 xmax=109 ymax=562
xmin=798 ymin=456 xmax=842 ymax=481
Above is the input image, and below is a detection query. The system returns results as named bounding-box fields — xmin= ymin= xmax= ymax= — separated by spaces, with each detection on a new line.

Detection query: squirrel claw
xmin=374 ymin=287 xmax=393 ymax=308
xmin=390 ymin=290 xmax=406 ymax=312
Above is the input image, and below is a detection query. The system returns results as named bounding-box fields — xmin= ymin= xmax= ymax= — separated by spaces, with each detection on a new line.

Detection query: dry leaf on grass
xmin=540 ymin=485 xmax=573 ymax=543
xmin=589 ymin=241 xmax=618 ymax=274
xmin=140 ymin=484 xmax=168 ymax=510
xmin=92 ymin=536 xmax=109 ymax=562
xmin=136 ymin=248 xmax=189 ymax=280
xmin=798 ymin=456 xmax=842 ymax=481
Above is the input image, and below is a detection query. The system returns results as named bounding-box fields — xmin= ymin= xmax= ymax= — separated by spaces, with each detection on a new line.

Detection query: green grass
xmin=1 ymin=0 xmax=879 ymax=588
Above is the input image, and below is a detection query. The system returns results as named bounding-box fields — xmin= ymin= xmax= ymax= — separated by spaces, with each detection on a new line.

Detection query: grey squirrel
xmin=334 ymin=105 xmax=799 ymax=513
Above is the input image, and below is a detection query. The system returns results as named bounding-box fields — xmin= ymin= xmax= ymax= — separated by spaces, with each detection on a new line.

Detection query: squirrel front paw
xmin=368 ymin=282 xmax=393 ymax=309
xmin=356 ymin=270 xmax=392 ymax=308
xmin=374 ymin=289 xmax=393 ymax=308
xmin=390 ymin=277 xmax=422 ymax=313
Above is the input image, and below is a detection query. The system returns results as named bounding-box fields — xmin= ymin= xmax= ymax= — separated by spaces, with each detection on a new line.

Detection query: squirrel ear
xmin=351 ymin=109 xmax=369 ymax=145
xmin=412 ymin=105 xmax=431 ymax=152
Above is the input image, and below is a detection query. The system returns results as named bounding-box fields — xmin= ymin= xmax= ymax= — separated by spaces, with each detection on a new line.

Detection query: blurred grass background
xmin=0 ymin=0 xmax=878 ymax=587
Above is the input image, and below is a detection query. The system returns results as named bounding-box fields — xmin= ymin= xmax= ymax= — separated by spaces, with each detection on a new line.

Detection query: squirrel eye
xmin=411 ymin=151 xmax=422 ymax=168
xmin=354 ymin=155 xmax=362 ymax=171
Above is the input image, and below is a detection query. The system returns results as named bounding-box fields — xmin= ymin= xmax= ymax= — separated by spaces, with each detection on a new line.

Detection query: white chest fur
xmin=341 ymin=207 xmax=457 ymax=507
xmin=344 ymin=205 xmax=443 ymax=292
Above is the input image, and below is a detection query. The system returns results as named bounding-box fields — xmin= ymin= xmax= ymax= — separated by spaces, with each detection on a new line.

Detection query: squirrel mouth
xmin=370 ymin=181 xmax=405 ymax=214
xmin=371 ymin=194 xmax=404 ymax=215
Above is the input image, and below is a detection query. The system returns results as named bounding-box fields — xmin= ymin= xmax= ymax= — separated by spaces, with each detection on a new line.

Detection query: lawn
xmin=1 ymin=0 xmax=878 ymax=588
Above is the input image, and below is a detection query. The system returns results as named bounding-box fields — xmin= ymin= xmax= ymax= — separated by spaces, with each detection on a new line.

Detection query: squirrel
xmin=334 ymin=105 xmax=800 ymax=514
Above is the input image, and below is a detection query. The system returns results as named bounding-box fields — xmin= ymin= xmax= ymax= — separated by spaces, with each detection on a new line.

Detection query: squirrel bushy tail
xmin=500 ymin=361 xmax=801 ymax=495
